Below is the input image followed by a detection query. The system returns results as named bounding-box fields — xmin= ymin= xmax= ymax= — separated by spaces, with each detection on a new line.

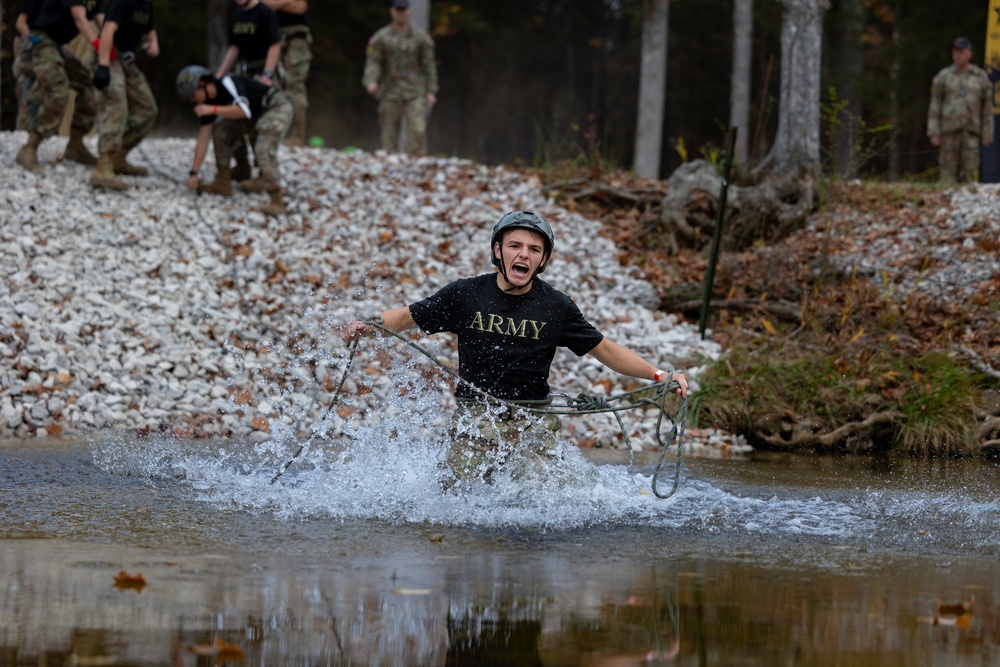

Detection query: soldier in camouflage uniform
xmin=362 ymin=0 xmax=438 ymax=155
xmin=263 ymin=0 xmax=312 ymax=146
xmin=215 ymin=0 xmax=282 ymax=185
xmin=90 ymin=0 xmax=158 ymax=191
xmin=927 ymin=37 xmax=994 ymax=184
xmin=15 ymin=0 xmax=100 ymax=173
xmin=176 ymin=65 xmax=295 ymax=217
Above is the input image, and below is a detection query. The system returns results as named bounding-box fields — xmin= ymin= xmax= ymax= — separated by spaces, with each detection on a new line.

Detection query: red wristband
xmin=213 ymin=105 xmax=218 ymax=114
xmin=654 ymin=370 xmax=666 ymax=382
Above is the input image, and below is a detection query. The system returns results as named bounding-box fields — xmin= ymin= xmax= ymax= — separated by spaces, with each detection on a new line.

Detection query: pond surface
xmin=1 ymin=433 xmax=998 ymax=666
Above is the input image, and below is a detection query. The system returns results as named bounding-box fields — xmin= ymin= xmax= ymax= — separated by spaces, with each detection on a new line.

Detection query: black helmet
xmin=176 ymin=65 xmax=211 ymax=101
xmin=490 ymin=210 xmax=554 ymax=274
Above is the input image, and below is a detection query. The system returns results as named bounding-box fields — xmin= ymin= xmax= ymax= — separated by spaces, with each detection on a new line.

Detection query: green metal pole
xmin=698 ymin=128 xmax=737 ymax=340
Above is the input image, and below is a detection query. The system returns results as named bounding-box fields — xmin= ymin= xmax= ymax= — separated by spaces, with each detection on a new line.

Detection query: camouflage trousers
xmin=14 ymin=37 xmax=33 ymax=131
xmin=938 ymin=130 xmax=981 ymax=184
xmin=96 ymin=59 xmax=158 ymax=156
xmin=280 ymin=27 xmax=312 ymax=128
xmin=213 ymin=88 xmax=294 ymax=185
xmin=378 ymin=94 xmax=429 ymax=155
xmin=20 ymin=32 xmax=97 ymax=138
xmin=442 ymin=398 xmax=563 ymax=488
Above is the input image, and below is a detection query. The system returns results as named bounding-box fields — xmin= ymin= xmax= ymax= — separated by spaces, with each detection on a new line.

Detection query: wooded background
xmin=0 ymin=0 xmax=994 ymax=179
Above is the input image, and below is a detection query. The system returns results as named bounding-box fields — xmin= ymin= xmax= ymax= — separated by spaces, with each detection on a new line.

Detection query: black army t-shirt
xmin=409 ymin=274 xmax=604 ymax=401
xmin=30 ymin=0 xmax=87 ymax=45
xmin=228 ymin=2 xmax=280 ymax=62
xmin=104 ymin=0 xmax=153 ymax=53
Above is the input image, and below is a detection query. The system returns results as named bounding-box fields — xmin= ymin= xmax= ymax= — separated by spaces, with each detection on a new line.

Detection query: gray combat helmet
xmin=490 ymin=210 xmax=554 ymax=274
xmin=176 ymin=65 xmax=211 ymax=101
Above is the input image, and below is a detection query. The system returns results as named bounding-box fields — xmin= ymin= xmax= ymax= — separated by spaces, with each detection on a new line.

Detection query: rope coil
xmin=272 ymin=318 xmax=688 ymax=498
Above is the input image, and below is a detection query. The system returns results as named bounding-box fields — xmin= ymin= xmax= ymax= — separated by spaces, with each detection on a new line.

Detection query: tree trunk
xmin=207 ymin=0 xmax=230 ymax=70
xmin=409 ymin=0 xmax=430 ymax=32
xmin=659 ymin=0 xmax=829 ymax=251
xmin=729 ymin=0 xmax=753 ymax=166
xmin=633 ymin=0 xmax=669 ymax=179
xmin=887 ymin=1 xmax=902 ymax=180
xmin=756 ymin=0 xmax=829 ymax=177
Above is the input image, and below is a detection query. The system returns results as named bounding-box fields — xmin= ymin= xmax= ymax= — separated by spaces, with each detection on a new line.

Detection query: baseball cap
xmin=951 ymin=37 xmax=972 ymax=51
xmin=390 ymin=0 xmax=409 ymax=8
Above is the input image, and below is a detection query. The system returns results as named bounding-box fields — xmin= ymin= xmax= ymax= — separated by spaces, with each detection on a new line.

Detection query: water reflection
xmin=1 ymin=439 xmax=999 ymax=665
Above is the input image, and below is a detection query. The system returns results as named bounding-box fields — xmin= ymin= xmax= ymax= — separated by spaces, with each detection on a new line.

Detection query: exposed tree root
xmin=751 ymin=411 xmax=900 ymax=452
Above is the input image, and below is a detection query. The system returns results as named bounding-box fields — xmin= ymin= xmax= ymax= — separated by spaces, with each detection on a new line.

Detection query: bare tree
xmin=730 ymin=0 xmax=753 ymax=166
xmin=661 ymin=0 xmax=831 ymax=251
xmin=633 ymin=0 xmax=669 ymax=179
xmin=207 ymin=0 xmax=230 ymax=70
xmin=409 ymin=0 xmax=430 ymax=32
xmin=756 ymin=0 xmax=829 ymax=176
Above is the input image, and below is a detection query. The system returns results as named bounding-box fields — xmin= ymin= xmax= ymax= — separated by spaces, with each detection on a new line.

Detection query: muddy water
xmin=1 ymin=435 xmax=998 ymax=666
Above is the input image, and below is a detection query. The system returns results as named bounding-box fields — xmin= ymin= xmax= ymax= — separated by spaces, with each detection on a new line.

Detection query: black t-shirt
xmin=104 ymin=0 xmax=153 ymax=53
xmin=275 ymin=9 xmax=309 ymax=28
xmin=409 ymin=274 xmax=604 ymax=400
xmin=30 ymin=0 xmax=85 ymax=45
xmin=228 ymin=2 xmax=280 ymax=61
xmin=200 ymin=75 xmax=270 ymax=125
xmin=20 ymin=0 xmax=43 ymax=23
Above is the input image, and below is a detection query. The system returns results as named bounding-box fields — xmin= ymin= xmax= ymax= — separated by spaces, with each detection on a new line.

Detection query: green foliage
xmin=820 ymin=86 xmax=893 ymax=179
xmin=693 ymin=342 xmax=983 ymax=454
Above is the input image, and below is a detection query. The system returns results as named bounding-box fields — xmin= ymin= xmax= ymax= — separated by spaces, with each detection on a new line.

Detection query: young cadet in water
xmin=342 ymin=211 xmax=688 ymax=485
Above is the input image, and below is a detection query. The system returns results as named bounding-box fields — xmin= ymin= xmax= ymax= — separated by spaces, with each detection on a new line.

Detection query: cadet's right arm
xmin=342 ymin=306 xmax=416 ymax=342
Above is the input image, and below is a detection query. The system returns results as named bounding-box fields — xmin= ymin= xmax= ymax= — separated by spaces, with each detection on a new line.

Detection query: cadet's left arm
xmin=588 ymin=338 xmax=688 ymax=397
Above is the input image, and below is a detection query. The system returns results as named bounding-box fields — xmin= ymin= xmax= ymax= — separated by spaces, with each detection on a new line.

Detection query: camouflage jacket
xmin=927 ymin=64 xmax=994 ymax=142
xmin=362 ymin=24 xmax=438 ymax=100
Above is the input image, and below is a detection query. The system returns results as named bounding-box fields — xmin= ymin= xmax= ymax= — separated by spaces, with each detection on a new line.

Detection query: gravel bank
xmin=1 ymin=132 xmax=721 ymax=450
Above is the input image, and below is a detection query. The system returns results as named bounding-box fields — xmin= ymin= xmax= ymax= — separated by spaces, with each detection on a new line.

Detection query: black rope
xmin=271 ymin=318 xmax=689 ymax=498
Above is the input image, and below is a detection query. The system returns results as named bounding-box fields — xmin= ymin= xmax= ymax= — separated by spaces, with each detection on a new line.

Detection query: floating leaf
xmin=113 ymin=570 xmax=147 ymax=593
xmin=188 ymin=638 xmax=246 ymax=663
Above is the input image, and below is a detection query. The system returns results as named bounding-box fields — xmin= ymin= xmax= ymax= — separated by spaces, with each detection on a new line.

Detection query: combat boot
xmin=64 ymin=129 xmax=98 ymax=165
xmin=198 ymin=166 xmax=233 ymax=196
xmin=113 ymin=149 xmax=149 ymax=176
xmin=90 ymin=154 xmax=129 ymax=191
xmin=262 ymin=185 xmax=286 ymax=217
xmin=16 ymin=131 xmax=43 ymax=173
xmin=231 ymin=144 xmax=253 ymax=181
xmin=240 ymin=176 xmax=271 ymax=193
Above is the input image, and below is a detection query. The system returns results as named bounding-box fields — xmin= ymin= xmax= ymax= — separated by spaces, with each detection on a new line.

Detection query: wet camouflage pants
xmin=280 ymin=27 xmax=312 ymax=129
xmin=213 ymin=88 xmax=294 ymax=185
xmin=96 ymin=59 xmax=158 ymax=156
xmin=442 ymin=400 xmax=563 ymax=487
xmin=378 ymin=95 xmax=429 ymax=155
xmin=20 ymin=33 xmax=97 ymax=138
xmin=938 ymin=130 xmax=981 ymax=183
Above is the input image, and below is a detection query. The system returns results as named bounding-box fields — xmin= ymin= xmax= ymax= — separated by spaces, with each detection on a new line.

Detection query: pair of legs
xmin=203 ymin=89 xmax=294 ymax=216
xmin=378 ymin=95 xmax=429 ymax=155
xmin=16 ymin=34 xmax=97 ymax=172
xmin=442 ymin=399 xmax=562 ymax=489
xmin=90 ymin=59 xmax=158 ymax=190
xmin=279 ymin=27 xmax=312 ymax=146
xmin=938 ymin=130 xmax=981 ymax=183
